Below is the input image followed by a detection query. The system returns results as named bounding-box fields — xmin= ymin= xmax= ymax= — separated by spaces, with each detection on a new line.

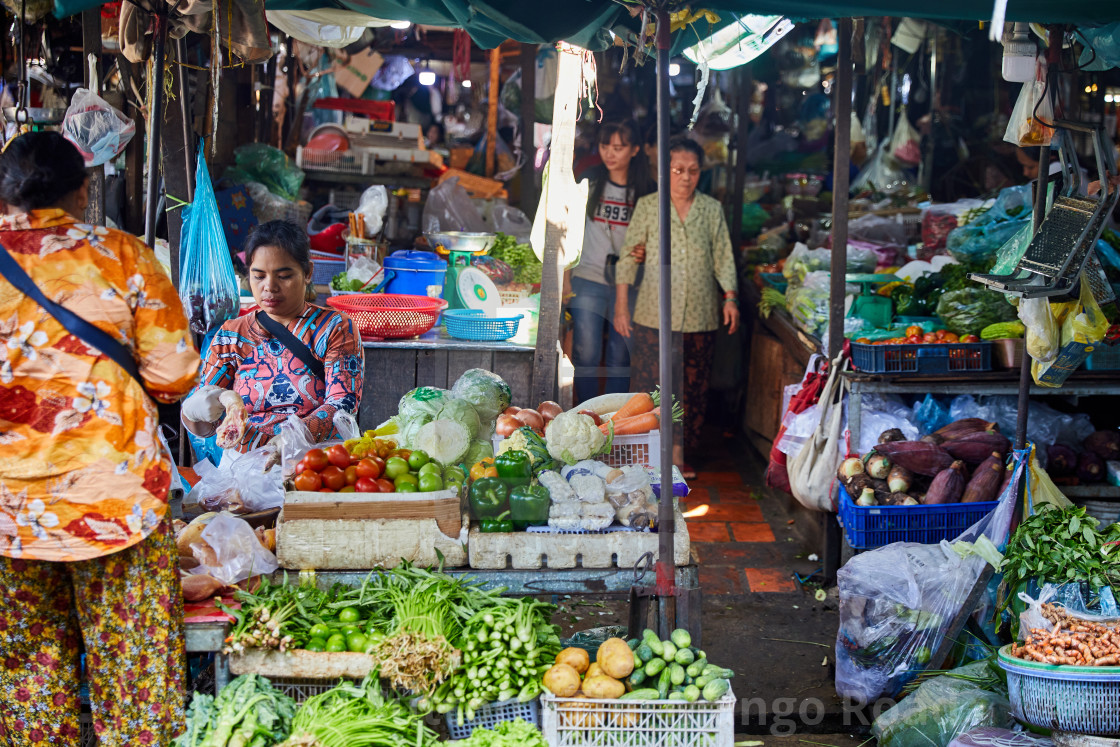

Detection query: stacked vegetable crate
xmin=541 ymin=691 xmax=736 ymax=746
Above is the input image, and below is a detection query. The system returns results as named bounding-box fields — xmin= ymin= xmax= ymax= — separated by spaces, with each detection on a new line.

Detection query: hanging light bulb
xmin=419 ymin=70 xmax=436 ymax=86
xmin=462 ymin=79 xmax=472 ymax=88
xmin=390 ymin=20 xmax=411 ymax=30
xmin=1001 ymin=23 xmax=1037 ymax=83
xmin=668 ymin=62 xmax=681 ymax=77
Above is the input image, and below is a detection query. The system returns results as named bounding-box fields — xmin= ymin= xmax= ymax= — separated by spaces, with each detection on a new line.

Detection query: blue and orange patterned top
xmin=194 ymin=304 xmax=364 ymax=452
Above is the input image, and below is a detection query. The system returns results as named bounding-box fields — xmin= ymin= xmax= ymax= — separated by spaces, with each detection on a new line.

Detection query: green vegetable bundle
xmin=488 ymin=233 xmax=542 ymax=285
xmin=176 ymin=674 xmax=296 ymax=747
xmin=457 ymin=718 xmax=547 ymax=746
xmin=935 ymin=287 xmax=1017 ymax=337
xmin=277 ymin=676 xmax=439 ymax=747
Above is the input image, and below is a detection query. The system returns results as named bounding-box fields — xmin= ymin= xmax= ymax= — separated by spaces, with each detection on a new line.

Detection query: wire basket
xmin=329 ymin=190 xmax=363 ymax=210
xmin=296 ymin=147 xmax=369 ymax=175
xmin=541 ymin=690 xmax=736 ymax=747
xmin=998 ymin=645 xmax=1120 ymax=734
xmin=265 ymin=676 xmax=358 ymax=703
xmin=445 ymin=697 xmax=540 ymax=740
xmin=443 ymin=309 xmax=522 ymax=341
xmin=311 ymin=256 xmax=347 ymax=286
xmin=326 ymin=294 xmax=447 ymax=340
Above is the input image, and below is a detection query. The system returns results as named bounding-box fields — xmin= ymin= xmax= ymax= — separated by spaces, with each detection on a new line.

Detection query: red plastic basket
xmin=326 ymin=294 xmax=447 ymax=340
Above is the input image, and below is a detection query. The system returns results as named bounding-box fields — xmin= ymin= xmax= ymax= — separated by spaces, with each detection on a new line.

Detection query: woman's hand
xmin=629 ymin=244 xmax=647 ymax=264
xmin=613 ymin=308 xmax=632 ymax=338
xmin=723 ymin=301 xmax=740 ymax=335
xmin=182 ymin=385 xmax=225 ymax=425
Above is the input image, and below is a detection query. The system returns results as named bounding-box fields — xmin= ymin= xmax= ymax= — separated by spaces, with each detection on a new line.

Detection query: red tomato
xmin=321 ymin=465 xmax=346 ymax=491
xmin=318 ymin=488 xmax=334 ymax=493
xmin=303 ymin=449 xmax=329 ymax=472
xmin=907 ymin=335 xmax=922 ymax=344
xmin=294 ymin=459 xmax=307 ymax=475
xmin=374 ymin=478 xmax=395 ymax=493
xmin=344 ymin=466 xmax=359 ymax=485
xmin=294 ymin=470 xmax=322 ymax=492
xmin=356 ymin=458 xmax=382 ymax=480
xmin=350 ymin=455 xmax=362 ymax=465
xmin=935 ymin=329 xmax=948 ymax=339
xmin=905 ymin=325 xmax=923 ymax=338
xmin=961 ymin=334 xmax=980 ymax=343
xmin=327 ymin=444 xmax=351 ymax=469
xmin=355 ymin=477 xmax=380 ymax=493
xmin=370 ymin=456 xmax=386 ymax=475
xmin=922 ymin=333 xmax=937 ymax=343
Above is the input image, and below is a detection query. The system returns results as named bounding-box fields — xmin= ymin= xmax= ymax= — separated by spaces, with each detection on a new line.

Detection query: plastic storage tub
xmin=998 ymin=644 xmax=1120 ymax=734
xmin=381 ymin=250 xmax=447 ymax=298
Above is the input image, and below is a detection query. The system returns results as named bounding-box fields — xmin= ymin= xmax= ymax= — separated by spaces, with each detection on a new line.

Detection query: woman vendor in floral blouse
xmin=182 ymin=220 xmax=364 ymax=452
xmin=614 ymin=138 xmax=739 ymax=479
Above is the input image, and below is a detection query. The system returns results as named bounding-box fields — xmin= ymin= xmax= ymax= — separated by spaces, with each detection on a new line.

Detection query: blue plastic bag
xmin=186 ymin=326 xmax=224 ymax=466
xmin=913 ymin=393 xmax=953 ymax=435
xmin=179 ymin=147 xmax=240 ymax=334
xmin=946 ymin=185 xmax=1034 ymax=264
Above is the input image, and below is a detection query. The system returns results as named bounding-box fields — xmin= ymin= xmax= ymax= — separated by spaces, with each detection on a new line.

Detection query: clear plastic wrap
xmin=179 ymin=151 xmax=239 ymax=334
xmin=61 ymin=88 xmax=136 ymax=167
xmin=421 ymin=177 xmax=487 ymax=233
xmin=604 ymin=466 xmax=659 ymax=529
xmin=1017 ymin=582 xmax=1120 ymax=639
xmin=356 ymin=185 xmax=388 ymax=237
xmin=1004 ymin=79 xmax=1054 ymax=147
xmin=188 ymin=512 xmax=279 ymax=585
xmin=185 ymin=446 xmax=284 ymax=514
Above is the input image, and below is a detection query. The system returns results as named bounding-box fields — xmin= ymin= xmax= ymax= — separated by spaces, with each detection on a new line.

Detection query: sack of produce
xmin=1032 ymin=275 xmax=1110 ymax=387
xmin=935 ymin=288 xmax=1018 ymax=337
xmin=872 ymin=662 xmax=1012 ymax=747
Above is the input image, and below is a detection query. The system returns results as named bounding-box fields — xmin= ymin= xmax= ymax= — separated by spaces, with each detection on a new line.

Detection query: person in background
xmin=568 ymin=121 xmax=655 ymax=404
xmin=614 ymin=138 xmax=739 ymax=480
xmin=0 ymin=131 xmax=200 ymax=745
xmin=425 ymin=121 xmax=445 ymax=150
xmin=182 ymin=221 xmax=364 ymax=453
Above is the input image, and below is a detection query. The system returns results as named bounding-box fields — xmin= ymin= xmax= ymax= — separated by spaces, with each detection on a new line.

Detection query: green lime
xmin=396 ymin=482 xmax=419 ymax=493
xmin=346 ymin=633 xmax=368 ymax=653
xmin=305 ymin=638 xmax=326 ymax=652
xmin=308 ymin=623 xmax=330 ymax=639
xmin=338 ymin=607 xmax=361 ymax=623
xmin=325 ymin=634 xmax=347 ymax=653
xmin=341 ymin=624 xmax=360 ymax=636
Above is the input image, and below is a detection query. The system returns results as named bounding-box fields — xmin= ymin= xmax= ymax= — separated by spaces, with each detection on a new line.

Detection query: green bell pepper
xmin=508 ymin=484 xmax=550 ymax=530
xmin=479 ymin=510 xmax=513 ymax=533
xmin=890 ymin=284 xmax=927 ymax=317
xmin=468 ymin=478 xmax=509 ymax=519
xmin=494 ymin=449 xmax=533 ymax=488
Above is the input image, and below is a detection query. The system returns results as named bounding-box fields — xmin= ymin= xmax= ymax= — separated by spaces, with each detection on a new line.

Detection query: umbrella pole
xmin=144 ymin=10 xmax=168 ymax=248
xmin=654 ymin=8 xmax=676 ymax=634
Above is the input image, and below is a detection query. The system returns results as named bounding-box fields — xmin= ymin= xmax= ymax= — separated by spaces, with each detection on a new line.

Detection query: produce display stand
xmin=541 ymin=690 xmax=737 ymax=747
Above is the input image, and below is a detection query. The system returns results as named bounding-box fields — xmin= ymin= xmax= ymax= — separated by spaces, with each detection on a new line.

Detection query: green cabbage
xmin=450 ymin=369 xmax=511 ymax=422
xmin=414 ymin=419 xmax=472 ymax=467
xmin=462 ymin=439 xmax=495 ymax=467
xmin=436 ymin=398 xmax=481 ymax=440
xmin=399 ymin=387 xmax=451 ymax=423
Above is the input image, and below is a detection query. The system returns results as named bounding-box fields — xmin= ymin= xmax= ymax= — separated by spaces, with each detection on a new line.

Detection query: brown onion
xmin=515 ymin=408 xmax=545 ymax=431
xmin=577 ymin=409 xmax=602 ymax=426
xmin=502 ymin=406 xmax=521 ymax=416
xmin=537 ymin=401 xmax=563 ymax=421
xmin=496 ymin=414 xmax=521 ymax=437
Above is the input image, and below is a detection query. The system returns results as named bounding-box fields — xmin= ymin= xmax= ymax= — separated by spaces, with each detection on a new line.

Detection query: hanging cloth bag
xmin=787 ymin=353 xmax=850 ymax=512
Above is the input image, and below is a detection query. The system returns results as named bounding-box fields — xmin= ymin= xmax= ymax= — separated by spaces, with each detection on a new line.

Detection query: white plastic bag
xmin=185 ymin=447 xmax=284 ymax=514
xmin=422 ymin=177 xmax=487 ymax=233
xmin=890 ymin=109 xmax=922 ymax=165
xmin=188 ymin=512 xmax=278 ymax=585
xmin=356 ymin=185 xmax=389 ymax=237
xmin=605 ymin=466 xmax=659 ymax=529
xmin=62 ymin=88 xmax=136 ymax=167
xmin=1004 ymin=78 xmax=1053 ymax=147
xmin=788 ymin=354 xmax=850 ymax=512
xmin=857 ymin=395 xmax=922 ymax=455
xmin=490 ymin=204 xmax=533 ymax=242
xmin=1019 ymin=296 xmax=1059 ymax=363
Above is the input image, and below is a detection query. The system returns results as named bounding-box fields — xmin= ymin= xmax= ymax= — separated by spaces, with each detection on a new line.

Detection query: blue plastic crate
xmin=1084 ymin=343 xmax=1120 ymax=371
xmin=311 ymin=257 xmax=347 ymax=286
xmin=837 ymin=486 xmax=998 ymax=550
xmin=443 ymin=309 xmax=522 ymax=341
xmin=445 ymin=697 xmax=540 ymax=739
xmin=851 ymin=341 xmax=991 ymax=375
xmin=760 ymin=272 xmax=788 ymax=294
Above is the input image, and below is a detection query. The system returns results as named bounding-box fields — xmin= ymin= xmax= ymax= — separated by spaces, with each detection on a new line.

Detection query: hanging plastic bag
xmin=1025 ymin=443 xmax=1074 ymax=513
xmin=179 ymin=150 xmax=240 ymax=334
xmin=835 ymin=451 xmax=1025 ymax=704
xmin=1019 ymin=296 xmax=1059 ymax=363
xmin=421 ymin=177 xmax=487 ymax=233
xmin=852 ymin=141 xmax=912 ymax=195
xmin=61 ymin=88 xmax=136 ymax=167
xmin=186 ymin=512 xmax=279 ymax=585
xmin=356 ymin=185 xmax=389 ymax=237
xmin=1033 ymin=275 xmax=1110 ymax=387
xmin=788 ymin=354 xmax=850 ymax=512
xmin=1004 ymin=78 xmax=1053 ymax=147
xmin=766 ymin=355 xmax=829 ymax=493
xmin=890 ymin=108 xmax=922 ymax=165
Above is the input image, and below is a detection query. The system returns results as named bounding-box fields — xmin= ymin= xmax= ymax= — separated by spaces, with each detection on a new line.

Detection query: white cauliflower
xmin=570 ymin=474 xmax=607 ymax=504
xmin=538 ymin=470 xmax=577 ymax=504
xmin=545 ymin=412 xmax=607 ymax=465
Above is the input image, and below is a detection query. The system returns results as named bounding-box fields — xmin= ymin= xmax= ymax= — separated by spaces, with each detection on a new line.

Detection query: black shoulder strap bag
xmin=0 ymin=240 xmax=142 ymax=384
xmin=254 ymin=310 xmax=325 ymax=382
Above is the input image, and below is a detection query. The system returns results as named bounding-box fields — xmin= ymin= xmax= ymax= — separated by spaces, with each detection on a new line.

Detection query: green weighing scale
xmin=845 ymin=273 xmax=901 ymax=329
xmin=425 ymin=231 xmax=500 ymax=313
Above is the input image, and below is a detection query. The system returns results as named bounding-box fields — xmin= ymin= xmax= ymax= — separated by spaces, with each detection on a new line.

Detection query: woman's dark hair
xmin=586 ymin=120 xmax=655 ymax=218
xmin=668 ymin=137 xmax=705 ymax=168
xmin=0 ymin=132 xmax=87 ymax=211
xmin=245 ymin=220 xmax=312 ymax=275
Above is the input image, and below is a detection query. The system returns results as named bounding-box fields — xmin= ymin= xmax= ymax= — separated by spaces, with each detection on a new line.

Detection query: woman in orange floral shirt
xmin=0 ymin=132 xmax=200 ymax=745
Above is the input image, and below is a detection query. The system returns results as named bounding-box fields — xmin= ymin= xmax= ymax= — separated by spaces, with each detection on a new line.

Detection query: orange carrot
xmin=601 ymin=410 xmax=660 ymax=435
xmin=610 ymin=392 xmax=655 ymax=422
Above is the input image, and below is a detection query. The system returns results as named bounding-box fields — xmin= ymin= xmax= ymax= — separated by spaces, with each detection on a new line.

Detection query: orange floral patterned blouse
xmin=0 ymin=209 xmax=200 ymax=562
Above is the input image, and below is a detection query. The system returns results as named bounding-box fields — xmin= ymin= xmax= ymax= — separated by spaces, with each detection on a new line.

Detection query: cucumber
xmin=657 ymin=668 xmax=672 ymax=699
xmin=703 ymin=665 xmax=735 ymax=679
xmin=636 ymin=643 xmax=654 ymax=663
xmin=675 ymin=648 xmax=695 ymax=666
xmin=695 ymin=673 xmax=713 ymax=689
xmin=619 ymin=688 xmax=659 ymax=701
xmin=669 ymin=663 xmax=685 ymax=686
xmin=627 ymin=638 xmax=640 ymax=650
xmin=683 ymin=684 xmax=701 ymax=703
xmin=644 ymin=658 xmax=666 ymax=677
xmin=628 ymin=669 xmax=647 ymax=687
xmin=668 ymin=691 xmax=688 ymax=701
xmin=697 ymin=650 xmax=707 ymax=661
xmin=670 ymin=629 xmax=692 ymax=649
xmin=643 ymin=632 xmax=664 ymax=657
xmin=686 ymin=658 xmax=707 ymax=678
xmin=634 ymin=652 xmax=643 ymax=669
xmin=702 ymin=678 xmax=730 ymax=702
xmin=661 ymin=641 xmax=677 ymax=662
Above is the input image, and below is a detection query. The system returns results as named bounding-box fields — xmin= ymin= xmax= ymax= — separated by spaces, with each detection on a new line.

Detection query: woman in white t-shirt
xmin=568 ymin=120 xmax=655 ymax=404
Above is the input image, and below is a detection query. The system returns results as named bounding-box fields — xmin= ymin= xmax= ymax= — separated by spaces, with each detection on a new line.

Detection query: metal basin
xmin=425 ymin=231 xmax=496 ymax=255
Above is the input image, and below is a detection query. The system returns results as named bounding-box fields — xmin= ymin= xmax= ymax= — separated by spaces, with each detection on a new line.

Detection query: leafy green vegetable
xmin=488 ymin=233 xmax=542 ymax=285
xmin=457 ymin=718 xmax=548 ymax=746
xmin=935 ymin=287 xmax=1017 ymax=336
xmin=451 ymin=369 xmax=512 ymax=422
xmin=177 ymin=674 xmax=295 ymax=747
xmin=331 ymin=272 xmax=369 ymax=292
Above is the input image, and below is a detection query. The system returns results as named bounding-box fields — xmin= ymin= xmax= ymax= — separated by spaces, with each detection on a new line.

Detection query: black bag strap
xmin=255 ymin=310 xmax=325 ymax=381
xmin=0 ymin=240 xmax=142 ymax=384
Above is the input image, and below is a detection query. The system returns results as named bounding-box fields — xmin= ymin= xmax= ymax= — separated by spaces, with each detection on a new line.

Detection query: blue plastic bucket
xmin=381 ymin=250 xmax=447 ymax=299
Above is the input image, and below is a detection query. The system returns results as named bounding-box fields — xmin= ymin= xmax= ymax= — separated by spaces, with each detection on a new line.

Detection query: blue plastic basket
xmin=837 ymin=486 xmax=998 ymax=550
xmin=760 ymin=272 xmax=788 ymax=294
xmin=311 ymin=257 xmax=347 ymax=286
xmin=851 ymin=341 xmax=992 ymax=375
xmin=998 ymin=645 xmax=1120 ymax=734
xmin=1084 ymin=342 xmax=1120 ymax=371
xmin=443 ymin=309 xmax=522 ymax=341
xmin=445 ymin=697 xmax=540 ymax=739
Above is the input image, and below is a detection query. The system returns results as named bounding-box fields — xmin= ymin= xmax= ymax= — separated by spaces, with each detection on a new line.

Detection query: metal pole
xmin=921 ymin=30 xmax=938 ymax=194
xmin=520 ymin=44 xmax=538 ymax=213
xmin=176 ymin=38 xmax=195 ymax=204
xmin=82 ymin=8 xmax=105 ymax=226
xmin=828 ymin=19 xmax=853 ymax=359
xmin=654 ymin=10 xmax=675 ymax=608
xmin=144 ymin=12 xmax=168 ymax=248
xmin=729 ymin=66 xmax=750 ymax=244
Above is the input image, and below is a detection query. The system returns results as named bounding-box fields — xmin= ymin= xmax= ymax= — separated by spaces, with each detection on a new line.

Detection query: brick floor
xmin=686 ymin=522 xmax=731 ymax=543
xmin=743 ymin=567 xmax=798 ymax=593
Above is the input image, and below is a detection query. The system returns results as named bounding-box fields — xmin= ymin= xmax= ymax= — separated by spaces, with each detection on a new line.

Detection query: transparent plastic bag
xmin=188 ymin=512 xmax=279 ymax=585
xmin=989 ymin=222 xmax=1034 ymax=275
xmin=185 ymin=446 xmax=284 ymax=514
xmin=786 ymin=271 xmax=832 ymax=336
xmin=604 ymin=466 xmax=659 ymax=529
xmin=490 ymin=204 xmax=533 ymax=242
xmin=61 ymin=88 xmax=136 ymax=167
xmin=935 ymin=288 xmax=1018 ymax=337
xmin=1004 ymin=79 xmax=1053 ymax=147
xmin=1025 ymin=443 xmax=1074 ymax=512
xmin=890 ymin=109 xmax=922 ymax=165
xmin=852 ymin=141 xmax=912 ymax=195
xmin=835 ymin=453 xmax=1025 ymax=704
xmin=913 ymin=393 xmax=954 ymax=435
xmin=224 ymin=144 xmax=305 ymax=202
xmin=1017 ymin=582 xmax=1120 ymax=639
xmin=422 ymin=177 xmax=487 ymax=233
xmin=857 ymin=395 xmax=921 ymax=455
xmin=947 ymin=218 xmax=1032 ymax=264
xmin=179 ymin=151 xmax=239 ymax=334
xmin=873 ymin=663 xmax=1013 ymax=747
xmin=356 ymin=185 xmax=388 ymax=237
xmin=850 ymin=213 xmax=909 ymax=246
xmin=278 ymin=412 xmax=358 ymax=477
xmin=1019 ymin=296 xmax=1059 ymax=363
xmin=940 ymin=396 xmax=1092 ymax=451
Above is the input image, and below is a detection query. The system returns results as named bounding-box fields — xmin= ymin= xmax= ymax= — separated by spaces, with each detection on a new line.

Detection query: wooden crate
xmin=437 ymin=168 xmax=508 ymax=199
xmin=467 ymin=504 xmax=690 ymax=570
xmin=276 ymin=489 xmax=468 ymax=569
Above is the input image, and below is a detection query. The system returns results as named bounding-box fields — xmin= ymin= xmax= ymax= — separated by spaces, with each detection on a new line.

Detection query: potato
xmin=584 ymin=662 xmax=603 ymax=680
xmin=555 ymin=647 xmax=590 ymax=675
xmin=562 ymin=696 xmax=603 ymax=727
xmin=596 ymin=638 xmax=635 ymax=679
xmin=542 ymin=663 xmax=581 ymax=697
xmin=582 ymin=674 xmax=625 ymax=700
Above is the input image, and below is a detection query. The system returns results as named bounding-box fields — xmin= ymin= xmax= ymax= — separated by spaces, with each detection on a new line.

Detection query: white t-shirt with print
xmin=574 ymin=180 xmax=634 ymax=285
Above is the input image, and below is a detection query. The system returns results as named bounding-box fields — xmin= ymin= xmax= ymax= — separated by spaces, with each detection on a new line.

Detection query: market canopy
xmin=53 ymin=0 xmax=1120 ymax=48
